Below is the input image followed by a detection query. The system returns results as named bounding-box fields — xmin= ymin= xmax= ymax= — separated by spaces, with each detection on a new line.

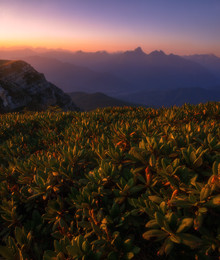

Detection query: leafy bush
xmin=0 ymin=102 xmax=219 ymax=259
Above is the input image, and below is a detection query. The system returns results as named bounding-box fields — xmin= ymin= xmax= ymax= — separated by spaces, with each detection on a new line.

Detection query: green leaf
xmin=43 ymin=250 xmax=57 ymax=260
xmin=178 ymin=233 xmax=202 ymax=249
xmin=190 ymin=175 xmax=198 ymax=186
xmin=129 ymin=185 xmax=144 ymax=194
xmin=35 ymin=175 xmax=45 ymax=187
xmin=0 ymin=246 xmax=14 ymax=259
xmin=212 ymin=160 xmax=220 ymax=175
xmin=145 ymin=219 xmax=160 ymax=229
xmin=59 ymin=218 xmax=68 ymax=231
xmin=169 ymin=199 xmax=194 ymax=208
xmin=66 ymin=245 xmax=79 ymax=258
xmin=142 ymin=229 xmax=168 ymax=241
xmin=160 ymin=201 xmax=167 ymax=214
xmin=200 ymin=185 xmax=211 ymax=201
xmin=157 ymin=236 xmax=174 ymax=256
xmin=166 ymin=165 xmax=173 ymax=174
xmin=14 ymin=227 xmax=24 ymax=246
xmin=82 ymin=241 xmax=90 ymax=253
xmin=198 ymin=207 xmax=208 ymax=214
xmin=211 ymin=194 xmax=220 ymax=206
xmin=193 ymin=156 xmax=203 ymax=168
xmin=149 ymin=154 xmax=156 ymax=167
xmin=176 ymin=218 xmax=194 ymax=233
xmin=166 ymin=213 xmax=177 ymax=230
xmin=164 ymin=238 xmax=174 ymax=255
xmin=170 ymin=234 xmax=181 ymax=244
xmin=190 ymin=151 xmax=197 ymax=163
xmin=28 ymin=192 xmax=45 ymax=200
xmin=205 ymin=194 xmax=220 ymax=207
xmin=155 ymin=212 xmax=164 ymax=227
xmin=148 ymin=196 xmax=163 ymax=204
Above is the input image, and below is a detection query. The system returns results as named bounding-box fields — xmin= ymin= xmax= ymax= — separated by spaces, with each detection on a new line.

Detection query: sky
xmin=0 ymin=0 xmax=220 ymax=56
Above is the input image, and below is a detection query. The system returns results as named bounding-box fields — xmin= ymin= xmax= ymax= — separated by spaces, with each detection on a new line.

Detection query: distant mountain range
xmin=69 ymin=92 xmax=138 ymax=111
xmin=23 ymin=56 xmax=130 ymax=95
xmin=0 ymin=47 xmax=219 ymax=107
xmin=0 ymin=60 xmax=78 ymax=113
xmin=24 ymin=48 xmax=220 ymax=93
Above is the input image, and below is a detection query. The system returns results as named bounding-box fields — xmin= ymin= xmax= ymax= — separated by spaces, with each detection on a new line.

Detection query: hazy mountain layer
xmin=23 ymin=56 xmax=131 ymax=94
xmin=69 ymin=92 xmax=138 ymax=111
xmin=118 ymin=87 xmax=220 ymax=107
xmin=41 ymin=47 xmax=219 ymax=90
xmin=0 ymin=47 xmax=219 ymax=107
xmin=183 ymin=54 xmax=220 ymax=80
xmin=1 ymin=47 xmax=219 ymax=94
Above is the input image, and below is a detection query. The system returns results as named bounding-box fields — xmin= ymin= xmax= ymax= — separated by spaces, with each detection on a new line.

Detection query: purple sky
xmin=0 ymin=0 xmax=220 ymax=55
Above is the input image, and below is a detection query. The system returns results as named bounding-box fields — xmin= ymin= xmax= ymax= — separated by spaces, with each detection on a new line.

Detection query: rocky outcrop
xmin=0 ymin=60 xmax=79 ymax=112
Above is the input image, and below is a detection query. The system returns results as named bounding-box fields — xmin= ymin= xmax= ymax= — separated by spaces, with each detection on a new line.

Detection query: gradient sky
xmin=0 ymin=0 xmax=220 ymax=55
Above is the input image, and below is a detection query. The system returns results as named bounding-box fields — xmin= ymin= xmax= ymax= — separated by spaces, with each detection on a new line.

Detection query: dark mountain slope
xmin=68 ymin=92 xmax=138 ymax=111
xmin=0 ymin=60 xmax=78 ymax=113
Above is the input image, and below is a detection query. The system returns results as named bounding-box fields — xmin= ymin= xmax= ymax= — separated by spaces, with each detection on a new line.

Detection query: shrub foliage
xmin=0 ymin=103 xmax=219 ymax=259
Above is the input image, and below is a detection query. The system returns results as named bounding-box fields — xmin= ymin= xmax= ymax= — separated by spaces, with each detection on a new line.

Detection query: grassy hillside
xmin=68 ymin=92 xmax=138 ymax=111
xmin=0 ymin=103 xmax=219 ymax=259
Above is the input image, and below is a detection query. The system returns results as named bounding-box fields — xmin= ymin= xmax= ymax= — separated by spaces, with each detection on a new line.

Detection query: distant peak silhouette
xmin=134 ymin=47 xmax=145 ymax=54
xmin=149 ymin=50 xmax=165 ymax=56
xmin=123 ymin=47 xmax=146 ymax=56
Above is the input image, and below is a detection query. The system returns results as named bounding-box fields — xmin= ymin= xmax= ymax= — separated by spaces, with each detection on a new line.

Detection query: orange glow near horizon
xmin=0 ymin=1 xmax=220 ymax=57
xmin=1 ymin=39 xmax=220 ymax=57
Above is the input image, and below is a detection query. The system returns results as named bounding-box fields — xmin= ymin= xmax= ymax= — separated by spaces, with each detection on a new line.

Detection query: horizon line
xmin=0 ymin=45 xmax=219 ymax=58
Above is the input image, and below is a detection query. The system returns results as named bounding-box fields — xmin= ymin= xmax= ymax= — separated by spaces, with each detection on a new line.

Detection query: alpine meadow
xmin=0 ymin=0 xmax=220 ymax=259
xmin=0 ymin=104 xmax=219 ymax=259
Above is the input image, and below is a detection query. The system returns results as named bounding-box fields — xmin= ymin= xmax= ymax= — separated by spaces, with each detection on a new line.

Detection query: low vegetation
xmin=0 ymin=102 xmax=219 ymax=259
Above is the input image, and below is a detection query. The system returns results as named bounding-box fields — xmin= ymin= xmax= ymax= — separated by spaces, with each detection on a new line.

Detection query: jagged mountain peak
xmin=149 ymin=50 xmax=166 ymax=57
xmin=134 ymin=47 xmax=145 ymax=54
xmin=123 ymin=46 xmax=146 ymax=56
